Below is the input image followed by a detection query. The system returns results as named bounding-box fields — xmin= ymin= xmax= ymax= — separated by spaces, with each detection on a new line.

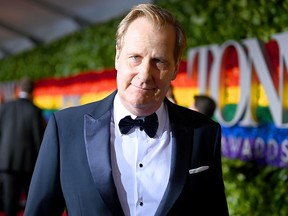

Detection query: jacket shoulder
xmin=53 ymin=91 xmax=115 ymax=120
xmin=166 ymin=100 xmax=220 ymax=129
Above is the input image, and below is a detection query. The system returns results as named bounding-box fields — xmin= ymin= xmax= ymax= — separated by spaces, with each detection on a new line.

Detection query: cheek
xmin=116 ymin=72 xmax=127 ymax=90
xmin=158 ymin=72 xmax=174 ymax=86
xmin=117 ymin=68 xmax=133 ymax=88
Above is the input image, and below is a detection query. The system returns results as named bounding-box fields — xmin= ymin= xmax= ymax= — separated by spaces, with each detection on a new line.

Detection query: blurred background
xmin=0 ymin=0 xmax=288 ymax=215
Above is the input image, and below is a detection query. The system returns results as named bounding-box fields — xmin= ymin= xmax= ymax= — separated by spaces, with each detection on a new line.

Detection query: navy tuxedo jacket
xmin=24 ymin=91 xmax=229 ymax=216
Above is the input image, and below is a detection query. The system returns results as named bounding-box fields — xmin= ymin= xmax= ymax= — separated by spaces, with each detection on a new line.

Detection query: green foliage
xmin=156 ymin=0 xmax=288 ymax=48
xmin=223 ymin=157 xmax=288 ymax=215
xmin=0 ymin=18 xmax=121 ymax=81
xmin=1 ymin=0 xmax=288 ymax=81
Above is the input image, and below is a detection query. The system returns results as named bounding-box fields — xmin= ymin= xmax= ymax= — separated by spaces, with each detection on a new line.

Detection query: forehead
xmin=122 ymin=17 xmax=176 ymax=51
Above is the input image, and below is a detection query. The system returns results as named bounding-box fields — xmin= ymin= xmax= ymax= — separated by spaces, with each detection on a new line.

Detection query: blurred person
xmin=0 ymin=77 xmax=46 ymax=216
xmin=25 ymin=3 xmax=228 ymax=216
xmin=190 ymin=94 xmax=216 ymax=118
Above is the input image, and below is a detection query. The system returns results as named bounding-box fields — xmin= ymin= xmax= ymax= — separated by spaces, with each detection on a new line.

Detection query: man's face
xmin=115 ymin=17 xmax=177 ymax=116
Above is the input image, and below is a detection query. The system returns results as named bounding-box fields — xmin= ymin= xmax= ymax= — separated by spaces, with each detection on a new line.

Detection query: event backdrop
xmin=1 ymin=32 xmax=287 ymax=168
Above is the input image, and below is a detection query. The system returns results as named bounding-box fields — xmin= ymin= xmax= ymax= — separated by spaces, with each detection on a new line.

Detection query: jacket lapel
xmin=83 ymin=91 xmax=124 ymax=215
xmin=155 ymin=100 xmax=194 ymax=216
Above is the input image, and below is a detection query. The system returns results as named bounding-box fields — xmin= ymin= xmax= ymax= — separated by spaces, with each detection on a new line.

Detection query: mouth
xmin=131 ymin=83 xmax=155 ymax=91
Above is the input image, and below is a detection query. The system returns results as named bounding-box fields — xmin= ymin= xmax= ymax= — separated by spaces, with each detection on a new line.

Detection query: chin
xmin=130 ymin=99 xmax=147 ymax=107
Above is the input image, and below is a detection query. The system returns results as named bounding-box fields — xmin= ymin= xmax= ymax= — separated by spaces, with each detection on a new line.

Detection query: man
xmin=190 ymin=94 xmax=217 ymax=118
xmin=0 ymin=77 xmax=45 ymax=216
xmin=24 ymin=3 xmax=229 ymax=216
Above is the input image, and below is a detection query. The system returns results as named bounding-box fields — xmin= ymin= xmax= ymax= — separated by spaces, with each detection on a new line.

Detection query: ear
xmin=171 ymin=64 xmax=179 ymax=80
xmin=115 ymin=45 xmax=120 ymax=70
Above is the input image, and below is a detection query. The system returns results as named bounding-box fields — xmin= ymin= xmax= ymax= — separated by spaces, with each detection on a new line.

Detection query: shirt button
xmin=139 ymin=163 xmax=143 ymax=168
xmin=139 ymin=201 xmax=143 ymax=206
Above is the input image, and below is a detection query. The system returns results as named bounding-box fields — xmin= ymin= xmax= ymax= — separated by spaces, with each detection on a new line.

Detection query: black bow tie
xmin=118 ymin=113 xmax=159 ymax=138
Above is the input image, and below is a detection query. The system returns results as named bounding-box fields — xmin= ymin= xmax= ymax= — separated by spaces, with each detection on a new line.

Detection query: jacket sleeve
xmin=24 ymin=114 xmax=66 ymax=216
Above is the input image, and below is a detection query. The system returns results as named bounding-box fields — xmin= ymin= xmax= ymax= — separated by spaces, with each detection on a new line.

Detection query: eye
xmin=153 ymin=58 xmax=168 ymax=70
xmin=130 ymin=55 xmax=140 ymax=61
xmin=128 ymin=55 xmax=141 ymax=64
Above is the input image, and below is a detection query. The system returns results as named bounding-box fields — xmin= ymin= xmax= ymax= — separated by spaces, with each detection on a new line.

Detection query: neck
xmin=119 ymin=97 xmax=163 ymax=117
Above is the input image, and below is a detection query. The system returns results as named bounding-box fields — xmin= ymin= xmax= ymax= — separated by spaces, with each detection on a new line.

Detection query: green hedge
xmin=0 ymin=18 xmax=120 ymax=80
xmin=1 ymin=1 xmax=288 ymax=215
xmin=223 ymin=158 xmax=288 ymax=216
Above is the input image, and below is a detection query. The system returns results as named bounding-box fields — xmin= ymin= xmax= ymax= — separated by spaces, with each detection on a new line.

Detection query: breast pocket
xmin=188 ymin=166 xmax=210 ymax=191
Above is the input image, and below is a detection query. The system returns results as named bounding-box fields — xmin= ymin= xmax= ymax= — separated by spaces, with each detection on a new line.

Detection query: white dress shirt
xmin=110 ymin=94 xmax=172 ymax=216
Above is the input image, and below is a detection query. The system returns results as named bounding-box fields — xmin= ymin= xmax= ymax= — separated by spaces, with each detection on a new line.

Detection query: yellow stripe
xmin=174 ymin=87 xmax=199 ymax=108
xmin=80 ymin=91 xmax=114 ymax=105
xmin=34 ymin=95 xmax=63 ymax=110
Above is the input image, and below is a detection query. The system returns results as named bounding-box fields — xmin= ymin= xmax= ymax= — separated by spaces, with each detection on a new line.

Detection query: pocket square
xmin=189 ymin=166 xmax=209 ymax=174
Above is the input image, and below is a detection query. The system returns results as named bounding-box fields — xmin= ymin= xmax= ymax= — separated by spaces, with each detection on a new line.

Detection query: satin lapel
xmin=155 ymin=103 xmax=194 ymax=216
xmin=83 ymin=100 xmax=124 ymax=215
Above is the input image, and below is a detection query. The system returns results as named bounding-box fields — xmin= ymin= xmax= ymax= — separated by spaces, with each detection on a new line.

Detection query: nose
xmin=137 ymin=60 xmax=152 ymax=82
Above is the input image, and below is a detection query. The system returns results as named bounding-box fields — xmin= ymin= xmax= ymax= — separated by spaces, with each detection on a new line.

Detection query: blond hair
xmin=116 ymin=3 xmax=187 ymax=65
